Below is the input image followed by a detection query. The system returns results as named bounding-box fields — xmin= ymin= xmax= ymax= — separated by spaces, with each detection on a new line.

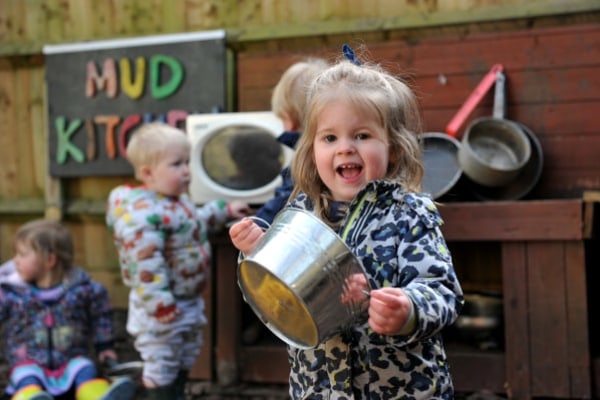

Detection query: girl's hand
xmin=367 ymin=287 xmax=414 ymax=336
xmin=229 ymin=218 xmax=265 ymax=254
xmin=341 ymin=273 xmax=370 ymax=305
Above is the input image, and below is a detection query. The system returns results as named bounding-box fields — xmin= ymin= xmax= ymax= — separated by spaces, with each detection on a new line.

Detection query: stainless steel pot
xmin=453 ymin=292 xmax=504 ymax=350
xmin=237 ymin=208 xmax=370 ymax=349
xmin=469 ymin=122 xmax=544 ymax=200
xmin=458 ymin=71 xmax=531 ymax=187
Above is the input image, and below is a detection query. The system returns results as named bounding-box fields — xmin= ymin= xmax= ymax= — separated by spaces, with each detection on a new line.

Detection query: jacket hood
xmin=0 ymin=266 xmax=91 ymax=296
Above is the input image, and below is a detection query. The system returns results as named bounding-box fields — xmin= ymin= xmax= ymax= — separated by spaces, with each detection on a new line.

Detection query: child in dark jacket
xmin=253 ymin=57 xmax=330 ymax=227
xmin=0 ymin=219 xmax=134 ymax=400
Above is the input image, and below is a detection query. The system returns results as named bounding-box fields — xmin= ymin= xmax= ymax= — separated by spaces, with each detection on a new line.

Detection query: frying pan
xmin=450 ymin=67 xmax=531 ymax=187
xmin=421 ymin=132 xmax=462 ymax=199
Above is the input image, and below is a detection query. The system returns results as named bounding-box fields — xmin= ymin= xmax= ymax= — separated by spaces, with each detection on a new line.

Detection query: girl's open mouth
xmin=337 ymin=163 xmax=362 ymax=178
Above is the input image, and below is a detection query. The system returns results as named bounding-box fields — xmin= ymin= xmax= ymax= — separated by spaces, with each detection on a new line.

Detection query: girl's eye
xmin=356 ymin=133 xmax=369 ymax=140
xmin=324 ymin=135 xmax=336 ymax=143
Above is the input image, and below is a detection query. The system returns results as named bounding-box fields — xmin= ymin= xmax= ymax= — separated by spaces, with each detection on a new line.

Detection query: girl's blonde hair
xmin=126 ymin=122 xmax=191 ymax=181
xmin=291 ymin=59 xmax=424 ymax=220
xmin=15 ymin=219 xmax=73 ymax=272
xmin=271 ymin=58 xmax=330 ymax=130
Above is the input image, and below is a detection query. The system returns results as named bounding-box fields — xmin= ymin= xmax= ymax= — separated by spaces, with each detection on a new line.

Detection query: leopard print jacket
xmin=286 ymin=180 xmax=464 ymax=399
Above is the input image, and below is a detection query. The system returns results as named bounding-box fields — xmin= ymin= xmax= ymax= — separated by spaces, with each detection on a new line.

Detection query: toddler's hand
xmin=98 ymin=349 xmax=118 ymax=364
xmin=367 ymin=287 xmax=414 ymax=336
xmin=229 ymin=217 xmax=264 ymax=254
xmin=228 ymin=201 xmax=252 ymax=219
xmin=156 ymin=307 xmax=181 ymax=324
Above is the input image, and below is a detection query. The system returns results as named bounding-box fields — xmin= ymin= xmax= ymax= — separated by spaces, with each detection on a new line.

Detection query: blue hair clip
xmin=342 ymin=44 xmax=361 ymax=66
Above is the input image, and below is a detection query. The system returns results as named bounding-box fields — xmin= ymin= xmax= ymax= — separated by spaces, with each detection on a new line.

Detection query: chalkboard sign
xmin=43 ymin=30 xmax=227 ymax=177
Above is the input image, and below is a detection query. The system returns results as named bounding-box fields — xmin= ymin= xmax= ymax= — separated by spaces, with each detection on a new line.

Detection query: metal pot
xmin=453 ymin=292 xmax=504 ymax=350
xmin=237 ymin=208 xmax=370 ymax=349
xmin=469 ymin=122 xmax=544 ymax=200
xmin=461 ymin=293 xmax=503 ymax=317
xmin=458 ymin=71 xmax=531 ymax=187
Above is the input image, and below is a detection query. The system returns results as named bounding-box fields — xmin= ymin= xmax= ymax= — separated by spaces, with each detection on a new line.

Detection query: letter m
xmin=86 ymin=59 xmax=118 ymax=98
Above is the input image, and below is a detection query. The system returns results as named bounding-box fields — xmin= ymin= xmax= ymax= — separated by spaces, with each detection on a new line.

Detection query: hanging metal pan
xmin=422 ymin=64 xmax=504 ymax=200
xmin=421 ymin=132 xmax=462 ymax=200
xmin=457 ymin=71 xmax=531 ymax=187
xmin=468 ymin=122 xmax=543 ymax=200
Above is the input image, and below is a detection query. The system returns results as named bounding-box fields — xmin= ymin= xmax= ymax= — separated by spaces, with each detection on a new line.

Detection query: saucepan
xmin=466 ymin=75 xmax=544 ymax=200
xmin=469 ymin=121 xmax=543 ymax=200
xmin=237 ymin=208 xmax=371 ymax=349
xmin=448 ymin=66 xmax=531 ymax=187
xmin=452 ymin=292 xmax=504 ymax=350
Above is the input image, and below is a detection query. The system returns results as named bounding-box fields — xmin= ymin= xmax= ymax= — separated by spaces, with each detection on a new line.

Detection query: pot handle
xmin=492 ymin=70 xmax=506 ymax=119
xmin=445 ymin=63 xmax=504 ymax=137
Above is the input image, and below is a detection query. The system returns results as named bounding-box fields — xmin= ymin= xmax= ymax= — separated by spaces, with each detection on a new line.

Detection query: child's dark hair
xmin=15 ymin=219 xmax=74 ymax=271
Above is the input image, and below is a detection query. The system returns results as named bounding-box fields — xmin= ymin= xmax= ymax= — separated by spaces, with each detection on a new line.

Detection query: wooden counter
xmin=441 ymin=199 xmax=596 ymax=399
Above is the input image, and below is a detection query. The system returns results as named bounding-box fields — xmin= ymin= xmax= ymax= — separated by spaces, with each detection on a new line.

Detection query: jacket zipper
xmin=44 ymin=309 xmax=55 ymax=369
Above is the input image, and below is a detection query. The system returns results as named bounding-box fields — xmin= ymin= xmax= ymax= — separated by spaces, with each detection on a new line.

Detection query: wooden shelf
xmin=438 ymin=199 xmax=592 ymax=241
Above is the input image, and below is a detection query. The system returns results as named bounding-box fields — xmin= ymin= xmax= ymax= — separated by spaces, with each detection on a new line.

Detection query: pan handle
xmin=492 ymin=71 xmax=506 ymax=119
xmin=445 ymin=63 xmax=504 ymax=137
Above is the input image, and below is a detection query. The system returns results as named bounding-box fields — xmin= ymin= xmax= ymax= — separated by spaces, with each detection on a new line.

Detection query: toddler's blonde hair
xmin=271 ymin=58 xmax=330 ymax=131
xmin=126 ymin=122 xmax=190 ymax=181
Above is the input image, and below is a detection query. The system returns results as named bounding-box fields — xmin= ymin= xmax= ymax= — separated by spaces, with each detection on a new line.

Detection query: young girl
xmin=229 ymin=58 xmax=464 ymax=399
xmin=0 ymin=219 xmax=134 ymax=400
xmin=106 ymin=122 xmax=249 ymax=400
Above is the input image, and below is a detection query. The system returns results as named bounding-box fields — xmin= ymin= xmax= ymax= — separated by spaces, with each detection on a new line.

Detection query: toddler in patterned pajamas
xmin=106 ymin=122 xmax=249 ymax=400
